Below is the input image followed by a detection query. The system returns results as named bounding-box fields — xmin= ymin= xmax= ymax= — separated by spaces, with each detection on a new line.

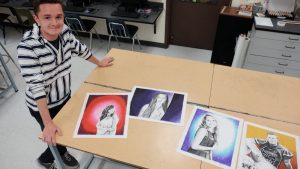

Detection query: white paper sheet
xmin=232 ymin=35 xmax=250 ymax=68
xmin=254 ymin=16 xmax=274 ymax=27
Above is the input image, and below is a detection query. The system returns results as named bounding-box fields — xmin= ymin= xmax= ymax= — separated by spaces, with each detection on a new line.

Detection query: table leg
xmin=49 ymin=145 xmax=66 ymax=169
xmin=81 ymin=153 xmax=94 ymax=169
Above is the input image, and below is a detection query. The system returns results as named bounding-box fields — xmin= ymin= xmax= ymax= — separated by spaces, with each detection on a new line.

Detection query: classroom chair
xmin=0 ymin=13 xmax=10 ymax=44
xmin=9 ymin=7 xmax=35 ymax=33
xmin=106 ymin=18 xmax=141 ymax=52
xmin=64 ymin=13 xmax=101 ymax=49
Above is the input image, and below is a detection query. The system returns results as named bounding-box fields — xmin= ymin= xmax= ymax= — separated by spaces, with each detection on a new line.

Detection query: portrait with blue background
xmin=180 ymin=107 xmax=242 ymax=168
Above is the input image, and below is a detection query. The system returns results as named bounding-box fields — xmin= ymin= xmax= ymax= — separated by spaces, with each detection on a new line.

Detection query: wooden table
xmin=50 ymin=49 xmax=300 ymax=169
xmin=209 ymin=65 xmax=300 ymax=125
xmin=53 ymin=83 xmax=201 ymax=169
xmin=85 ymin=49 xmax=214 ymax=105
xmin=200 ymin=108 xmax=300 ymax=169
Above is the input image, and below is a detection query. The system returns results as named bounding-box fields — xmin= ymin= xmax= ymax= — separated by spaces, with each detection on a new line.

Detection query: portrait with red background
xmin=74 ymin=93 xmax=129 ymax=138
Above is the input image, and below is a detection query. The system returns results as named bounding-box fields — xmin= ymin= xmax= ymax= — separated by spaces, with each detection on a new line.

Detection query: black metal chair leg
xmin=0 ymin=23 xmax=5 ymax=45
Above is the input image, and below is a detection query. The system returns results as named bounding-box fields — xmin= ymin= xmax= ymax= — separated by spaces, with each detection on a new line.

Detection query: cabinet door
xmin=169 ymin=0 xmax=230 ymax=50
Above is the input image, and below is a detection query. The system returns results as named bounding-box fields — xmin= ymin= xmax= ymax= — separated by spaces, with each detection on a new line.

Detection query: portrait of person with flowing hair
xmin=188 ymin=114 xmax=218 ymax=160
xmin=179 ymin=107 xmax=243 ymax=168
xmin=138 ymin=93 xmax=169 ymax=120
xmin=96 ymin=105 xmax=119 ymax=135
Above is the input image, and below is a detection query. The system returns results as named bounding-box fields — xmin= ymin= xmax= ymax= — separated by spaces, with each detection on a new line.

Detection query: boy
xmin=17 ymin=0 xmax=114 ymax=168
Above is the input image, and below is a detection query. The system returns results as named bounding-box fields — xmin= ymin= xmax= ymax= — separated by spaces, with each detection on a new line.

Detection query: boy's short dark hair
xmin=33 ymin=0 xmax=64 ymax=14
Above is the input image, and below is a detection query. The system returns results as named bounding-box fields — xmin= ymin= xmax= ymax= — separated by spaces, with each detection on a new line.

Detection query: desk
xmin=0 ymin=1 xmax=163 ymax=34
xmin=209 ymin=65 xmax=300 ymax=125
xmin=49 ymin=49 xmax=300 ymax=169
xmin=254 ymin=17 xmax=300 ymax=35
xmin=85 ymin=48 xmax=214 ymax=105
xmin=53 ymin=83 xmax=201 ymax=169
xmin=65 ymin=2 xmax=163 ymax=34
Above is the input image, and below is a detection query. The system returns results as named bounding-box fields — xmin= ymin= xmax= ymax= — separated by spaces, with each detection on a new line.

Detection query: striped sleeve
xmin=17 ymin=41 xmax=46 ymax=100
xmin=69 ymin=31 xmax=92 ymax=60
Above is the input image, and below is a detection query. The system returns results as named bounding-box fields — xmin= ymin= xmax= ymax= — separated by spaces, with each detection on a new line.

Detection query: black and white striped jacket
xmin=17 ymin=24 xmax=92 ymax=111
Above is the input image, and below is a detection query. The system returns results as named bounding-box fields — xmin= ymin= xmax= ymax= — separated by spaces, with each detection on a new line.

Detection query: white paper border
xmin=177 ymin=106 xmax=244 ymax=169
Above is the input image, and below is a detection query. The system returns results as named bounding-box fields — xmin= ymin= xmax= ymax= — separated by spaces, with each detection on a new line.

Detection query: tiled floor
xmin=0 ymin=27 xmax=211 ymax=169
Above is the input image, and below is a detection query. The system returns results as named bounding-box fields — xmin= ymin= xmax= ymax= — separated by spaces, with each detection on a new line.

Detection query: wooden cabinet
xmin=244 ymin=28 xmax=300 ymax=78
xmin=211 ymin=6 xmax=253 ymax=66
xmin=168 ymin=0 xmax=231 ymax=50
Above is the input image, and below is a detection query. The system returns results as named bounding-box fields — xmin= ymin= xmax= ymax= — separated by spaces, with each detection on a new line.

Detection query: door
xmin=169 ymin=0 xmax=230 ymax=50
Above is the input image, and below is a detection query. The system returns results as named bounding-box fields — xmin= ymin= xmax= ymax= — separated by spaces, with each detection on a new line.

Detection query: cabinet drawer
xmin=244 ymin=63 xmax=300 ymax=77
xmin=254 ymin=30 xmax=300 ymax=43
xmin=245 ymin=55 xmax=300 ymax=71
xmin=251 ymin=38 xmax=300 ymax=53
xmin=248 ymin=46 xmax=300 ymax=62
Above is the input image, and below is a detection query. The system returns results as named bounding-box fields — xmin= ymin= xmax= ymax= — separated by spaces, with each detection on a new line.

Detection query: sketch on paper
xmin=178 ymin=106 xmax=243 ymax=169
xmin=129 ymin=86 xmax=187 ymax=126
xmin=238 ymin=122 xmax=299 ymax=169
xmin=73 ymin=93 xmax=130 ymax=138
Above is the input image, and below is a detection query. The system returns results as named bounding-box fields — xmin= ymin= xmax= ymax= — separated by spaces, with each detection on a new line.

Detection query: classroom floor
xmin=0 ymin=27 xmax=211 ymax=169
